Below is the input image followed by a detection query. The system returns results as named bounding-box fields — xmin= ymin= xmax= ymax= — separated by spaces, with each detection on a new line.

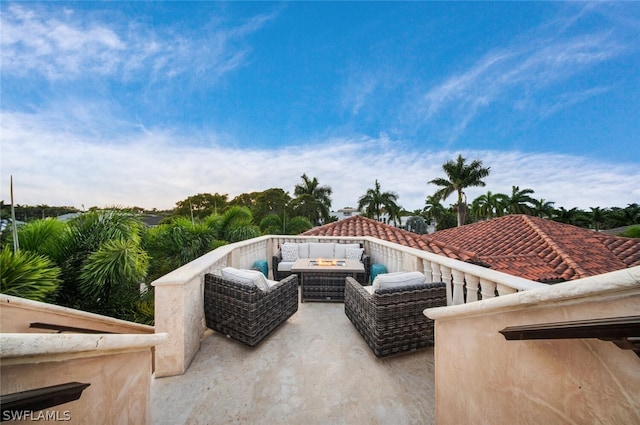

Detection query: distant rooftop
xmin=303 ymin=215 xmax=640 ymax=283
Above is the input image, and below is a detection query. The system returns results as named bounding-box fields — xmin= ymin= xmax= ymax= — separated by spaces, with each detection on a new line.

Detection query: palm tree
xmin=144 ymin=216 xmax=218 ymax=281
xmin=429 ymin=155 xmax=490 ymax=226
xmin=614 ymin=203 xmax=640 ymax=226
xmin=553 ymin=207 xmax=589 ymax=227
xmin=0 ymin=246 xmax=61 ymax=302
xmin=358 ymin=180 xmax=400 ymax=221
xmin=8 ymin=218 xmax=67 ymax=262
xmin=56 ymin=209 xmax=149 ymax=317
xmin=470 ymin=191 xmax=508 ymax=220
xmin=293 ymin=174 xmax=333 ymax=224
xmin=532 ymin=198 xmax=555 ymax=218
xmin=293 ymin=174 xmax=333 ymax=225
xmin=507 ymin=186 xmax=536 ymax=215
xmin=79 ymin=237 xmax=149 ymax=316
xmin=208 ymin=206 xmax=261 ymax=243
xmin=590 ymin=207 xmax=604 ymax=231
xmin=423 ymin=195 xmax=448 ymax=228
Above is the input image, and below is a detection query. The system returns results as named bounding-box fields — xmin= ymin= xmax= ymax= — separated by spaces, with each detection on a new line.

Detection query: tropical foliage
xmin=423 ymin=195 xmax=449 ymax=229
xmin=405 ymin=216 xmax=429 ymax=234
xmin=358 ymin=180 xmax=400 ymax=222
xmin=144 ymin=206 xmax=259 ymax=282
xmin=259 ymin=214 xmax=313 ymax=235
xmin=506 ymin=186 xmax=536 ymax=215
xmin=0 ymin=246 xmax=61 ymax=302
xmin=173 ymin=193 xmax=228 ymax=219
xmin=470 ymin=191 xmax=508 ymax=220
xmin=428 ymin=155 xmax=490 ymax=227
xmin=293 ymin=174 xmax=333 ymax=225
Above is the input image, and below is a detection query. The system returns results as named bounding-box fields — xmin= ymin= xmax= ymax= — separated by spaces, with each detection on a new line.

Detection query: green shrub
xmin=618 ymin=226 xmax=640 ymax=238
xmin=0 ymin=246 xmax=62 ymax=302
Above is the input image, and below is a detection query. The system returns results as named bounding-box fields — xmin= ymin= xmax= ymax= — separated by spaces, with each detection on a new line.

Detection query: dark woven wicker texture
xmin=204 ymin=273 xmax=298 ymax=347
xmin=300 ymin=271 xmax=357 ymax=302
xmin=344 ymin=277 xmax=446 ymax=357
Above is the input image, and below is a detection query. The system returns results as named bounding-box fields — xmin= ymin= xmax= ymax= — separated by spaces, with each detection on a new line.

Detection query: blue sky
xmin=1 ymin=2 xmax=639 ymax=212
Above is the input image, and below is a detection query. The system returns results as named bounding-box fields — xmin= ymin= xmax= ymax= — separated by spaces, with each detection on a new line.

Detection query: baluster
xmin=391 ymin=247 xmax=395 ymax=271
xmin=465 ymin=274 xmax=480 ymax=303
xmin=423 ymin=261 xmax=433 ymax=283
xmin=480 ymin=278 xmax=496 ymax=300
xmin=392 ymin=248 xmax=397 ymax=271
xmin=431 ymin=262 xmax=441 ymax=284
xmin=440 ymin=266 xmax=452 ymax=305
xmin=497 ymin=284 xmax=517 ymax=297
xmin=451 ymin=269 xmax=465 ymax=305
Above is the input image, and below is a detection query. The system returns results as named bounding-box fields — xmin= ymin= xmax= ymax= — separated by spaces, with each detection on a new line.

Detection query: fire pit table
xmin=291 ymin=258 xmax=365 ymax=303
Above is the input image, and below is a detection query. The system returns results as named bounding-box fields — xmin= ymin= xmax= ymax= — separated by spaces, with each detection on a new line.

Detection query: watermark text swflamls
xmin=1 ymin=410 xmax=71 ymax=422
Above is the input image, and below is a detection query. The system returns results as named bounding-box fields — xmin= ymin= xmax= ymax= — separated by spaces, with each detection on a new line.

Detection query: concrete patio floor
xmin=151 ymin=301 xmax=436 ymax=425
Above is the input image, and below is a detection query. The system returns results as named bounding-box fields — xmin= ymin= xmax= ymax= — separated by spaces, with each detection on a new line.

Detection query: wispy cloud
xmin=2 ymin=110 xmax=638 ymax=211
xmin=0 ymin=3 xmax=275 ymax=84
xmin=415 ymin=8 xmax=628 ymax=142
xmin=539 ymin=86 xmax=611 ymax=118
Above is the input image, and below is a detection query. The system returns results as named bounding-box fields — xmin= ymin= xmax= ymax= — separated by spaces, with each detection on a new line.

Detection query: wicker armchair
xmin=204 ymin=273 xmax=298 ymax=347
xmin=344 ymin=276 xmax=446 ymax=357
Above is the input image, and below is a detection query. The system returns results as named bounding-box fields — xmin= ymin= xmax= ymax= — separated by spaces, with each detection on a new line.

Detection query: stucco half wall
xmin=425 ymin=267 xmax=640 ymax=425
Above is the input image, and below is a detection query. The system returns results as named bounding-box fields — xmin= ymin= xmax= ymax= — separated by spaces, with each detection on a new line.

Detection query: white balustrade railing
xmin=152 ymin=234 xmax=545 ymax=377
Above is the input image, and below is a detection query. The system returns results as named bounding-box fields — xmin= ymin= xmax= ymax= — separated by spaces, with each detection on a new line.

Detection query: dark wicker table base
xmin=299 ymin=271 xmax=362 ymax=302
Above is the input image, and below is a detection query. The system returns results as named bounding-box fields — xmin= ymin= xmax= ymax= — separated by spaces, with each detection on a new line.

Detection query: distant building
xmin=57 ymin=212 xmax=82 ymax=222
xmin=331 ymin=207 xmax=360 ymax=221
xmin=0 ymin=218 xmax=26 ymax=231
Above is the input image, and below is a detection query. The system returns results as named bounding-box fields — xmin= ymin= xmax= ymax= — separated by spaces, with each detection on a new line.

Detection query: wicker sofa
xmin=344 ymin=276 xmax=446 ymax=357
xmin=272 ymin=241 xmax=370 ymax=283
xmin=204 ymin=272 xmax=298 ymax=347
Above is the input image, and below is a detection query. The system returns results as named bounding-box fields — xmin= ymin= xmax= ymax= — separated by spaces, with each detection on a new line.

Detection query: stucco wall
xmin=0 ymin=295 xmax=153 ymax=335
xmin=427 ymin=268 xmax=640 ymax=425
xmin=1 ymin=349 xmax=153 ymax=424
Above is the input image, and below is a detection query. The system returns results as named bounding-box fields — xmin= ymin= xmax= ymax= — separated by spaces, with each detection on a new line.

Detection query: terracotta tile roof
xmin=302 ymin=214 xmax=640 ymax=283
xmin=424 ymin=215 xmax=640 ymax=282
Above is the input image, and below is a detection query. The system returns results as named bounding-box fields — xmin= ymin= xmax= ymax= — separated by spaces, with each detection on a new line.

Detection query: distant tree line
xmin=424 ymin=154 xmax=640 ymax=232
xmin=2 ymin=165 xmax=638 ymax=325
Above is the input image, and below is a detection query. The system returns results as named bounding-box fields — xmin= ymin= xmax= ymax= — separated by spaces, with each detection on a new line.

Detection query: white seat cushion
xmin=309 ymin=242 xmax=335 ymax=259
xmin=372 ymin=272 xmax=425 ymax=291
xmin=363 ymin=285 xmax=374 ymax=295
xmin=297 ymin=242 xmax=310 ymax=259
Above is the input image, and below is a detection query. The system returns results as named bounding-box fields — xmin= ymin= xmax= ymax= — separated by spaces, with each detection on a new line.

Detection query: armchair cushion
xmin=221 ymin=266 xmax=270 ymax=292
xmin=372 ymin=271 xmax=425 ymax=291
